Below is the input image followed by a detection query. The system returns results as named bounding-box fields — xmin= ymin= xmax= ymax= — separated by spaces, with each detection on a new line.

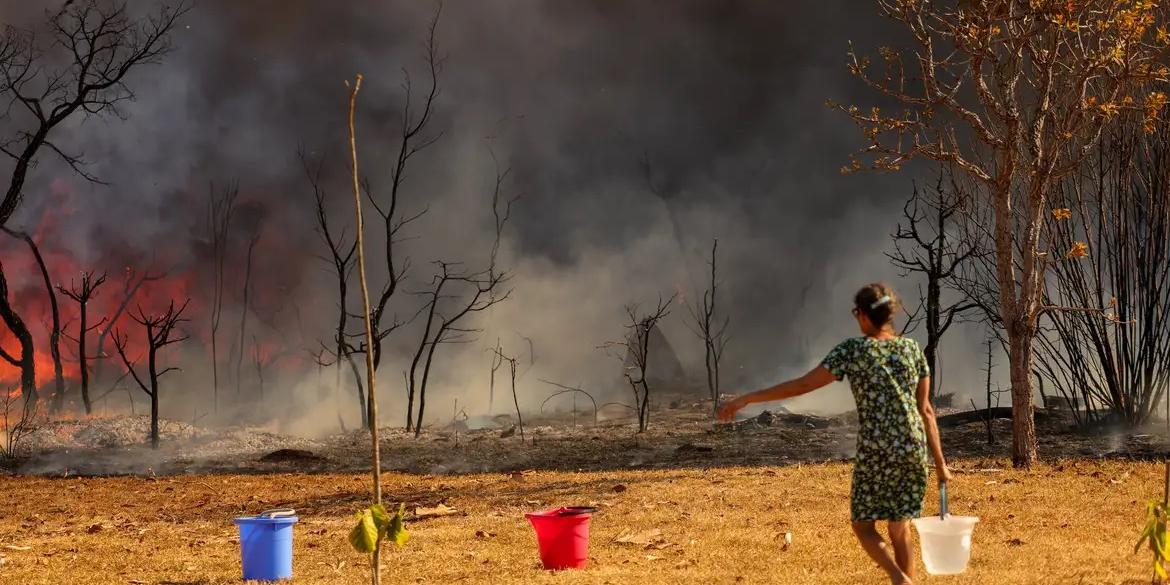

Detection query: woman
xmin=717 ymin=283 xmax=951 ymax=585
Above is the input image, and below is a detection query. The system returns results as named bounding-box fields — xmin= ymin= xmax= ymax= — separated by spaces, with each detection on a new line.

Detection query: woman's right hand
xmin=716 ymin=398 xmax=742 ymax=422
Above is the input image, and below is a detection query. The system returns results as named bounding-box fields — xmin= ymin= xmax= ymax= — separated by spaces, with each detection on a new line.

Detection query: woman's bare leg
xmin=887 ymin=521 xmax=915 ymax=580
xmin=851 ymin=521 xmax=912 ymax=584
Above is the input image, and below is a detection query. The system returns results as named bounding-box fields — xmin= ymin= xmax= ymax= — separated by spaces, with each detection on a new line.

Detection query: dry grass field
xmin=0 ymin=458 xmax=1159 ymax=584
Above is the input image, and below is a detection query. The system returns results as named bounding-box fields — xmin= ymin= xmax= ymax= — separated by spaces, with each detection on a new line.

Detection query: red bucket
xmin=525 ymin=507 xmax=595 ymax=570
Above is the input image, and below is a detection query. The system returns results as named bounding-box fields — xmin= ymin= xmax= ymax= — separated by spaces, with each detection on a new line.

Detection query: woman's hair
xmin=854 ymin=283 xmax=900 ymax=327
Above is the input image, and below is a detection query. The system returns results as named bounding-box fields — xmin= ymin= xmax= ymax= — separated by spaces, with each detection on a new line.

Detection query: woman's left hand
xmin=936 ymin=465 xmax=954 ymax=484
xmin=716 ymin=398 xmax=742 ymax=422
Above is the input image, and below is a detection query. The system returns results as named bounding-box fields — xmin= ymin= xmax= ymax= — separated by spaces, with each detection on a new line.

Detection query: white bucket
xmin=911 ymin=515 xmax=979 ymax=575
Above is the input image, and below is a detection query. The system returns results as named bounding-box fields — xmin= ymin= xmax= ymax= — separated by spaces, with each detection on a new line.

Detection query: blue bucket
xmin=233 ymin=509 xmax=298 ymax=581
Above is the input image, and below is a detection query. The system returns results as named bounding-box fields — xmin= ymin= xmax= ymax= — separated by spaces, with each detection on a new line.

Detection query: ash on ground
xmin=6 ymin=399 xmax=1168 ymax=477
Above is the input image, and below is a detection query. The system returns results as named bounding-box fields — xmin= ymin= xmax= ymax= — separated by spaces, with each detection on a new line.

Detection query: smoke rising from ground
xmin=0 ymin=0 xmax=997 ymax=435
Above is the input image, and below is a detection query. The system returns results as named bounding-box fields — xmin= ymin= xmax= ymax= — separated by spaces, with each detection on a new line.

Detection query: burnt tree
xmin=405 ymin=164 xmax=516 ymax=435
xmin=303 ymin=152 xmax=368 ymax=429
xmin=1035 ymin=119 xmax=1170 ymax=427
xmin=59 ymin=271 xmax=108 ymax=415
xmin=251 ymin=335 xmax=264 ymax=400
xmin=406 ymin=261 xmax=511 ymax=435
xmin=91 ymin=268 xmax=164 ymax=405
xmin=488 ymin=337 xmax=503 ymax=413
xmin=604 ymin=295 xmax=676 ymax=433
xmin=114 ymin=300 xmax=189 ymax=449
xmin=234 ymin=232 xmax=259 ymax=397
xmin=2 ymin=228 xmax=65 ymax=412
xmin=0 ymin=0 xmax=189 ymax=224
xmin=0 ymin=1 xmax=187 ymax=409
xmin=975 ymin=337 xmax=1009 ymax=446
xmin=685 ymin=239 xmax=730 ymax=420
xmin=365 ymin=7 xmax=444 ymax=373
xmin=886 ymin=174 xmax=979 ymax=401
xmin=205 ymin=182 xmax=238 ymax=414
xmin=493 ymin=346 xmax=524 ymax=441
xmin=0 ymin=260 xmax=34 ymax=410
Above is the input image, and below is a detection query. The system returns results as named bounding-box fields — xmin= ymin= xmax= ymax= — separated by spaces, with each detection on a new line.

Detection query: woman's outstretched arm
xmin=716 ymin=366 xmax=837 ymax=421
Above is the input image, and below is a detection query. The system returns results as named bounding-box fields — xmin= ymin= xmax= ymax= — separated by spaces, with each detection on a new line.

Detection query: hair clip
xmin=870 ymin=295 xmax=892 ymax=310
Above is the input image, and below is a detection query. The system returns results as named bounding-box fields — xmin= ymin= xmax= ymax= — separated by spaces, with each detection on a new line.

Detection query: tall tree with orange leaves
xmin=835 ymin=0 xmax=1170 ymax=467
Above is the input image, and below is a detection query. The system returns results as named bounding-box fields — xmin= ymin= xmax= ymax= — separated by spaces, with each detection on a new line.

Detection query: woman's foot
xmin=890 ymin=574 xmax=913 ymax=585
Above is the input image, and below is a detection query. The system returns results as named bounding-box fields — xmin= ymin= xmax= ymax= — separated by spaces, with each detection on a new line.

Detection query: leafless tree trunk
xmin=59 ymin=271 xmax=108 ymax=414
xmin=114 ymin=300 xmax=190 ymax=449
xmin=2 ymin=228 xmax=65 ymax=412
xmin=603 ymin=295 xmax=675 ymax=433
xmin=206 ymin=182 xmax=238 ymax=414
xmin=488 ymin=338 xmax=503 ymax=413
xmin=0 ymin=261 xmax=34 ymax=411
xmin=686 ymin=239 xmax=729 ymax=420
xmin=887 ymin=174 xmax=980 ymax=401
xmin=984 ymin=340 xmax=996 ymax=445
xmin=251 ymin=335 xmax=264 ymax=400
xmin=303 ymin=153 xmax=368 ymax=429
xmin=235 ymin=232 xmax=259 ymax=397
xmin=493 ymin=347 xmax=524 ymax=441
xmin=978 ymin=338 xmax=1009 ymax=446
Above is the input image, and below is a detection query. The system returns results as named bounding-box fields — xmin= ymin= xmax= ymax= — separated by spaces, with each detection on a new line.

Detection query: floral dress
xmin=821 ymin=337 xmax=929 ymax=522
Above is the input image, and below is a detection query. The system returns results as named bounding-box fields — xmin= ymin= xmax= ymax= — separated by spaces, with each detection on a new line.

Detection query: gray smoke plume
xmin=0 ymin=0 xmax=994 ymax=434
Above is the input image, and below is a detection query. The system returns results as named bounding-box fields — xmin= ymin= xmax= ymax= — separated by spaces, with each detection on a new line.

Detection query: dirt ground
xmin=0 ymin=459 xmax=1160 ymax=584
xmin=2 ymin=400 xmax=1167 ymax=583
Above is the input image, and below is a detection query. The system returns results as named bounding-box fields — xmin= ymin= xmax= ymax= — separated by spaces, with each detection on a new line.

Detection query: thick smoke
xmin=0 ymin=0 xmax=994 ymax=435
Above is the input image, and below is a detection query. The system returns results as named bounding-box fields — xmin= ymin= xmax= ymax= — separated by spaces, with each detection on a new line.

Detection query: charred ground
xmin=6 ymin=396 xmax=1166 ymax=478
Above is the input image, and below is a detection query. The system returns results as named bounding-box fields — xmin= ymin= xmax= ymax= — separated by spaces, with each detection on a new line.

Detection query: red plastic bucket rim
xmin=525 ymin=506 xmax=597 ymax=519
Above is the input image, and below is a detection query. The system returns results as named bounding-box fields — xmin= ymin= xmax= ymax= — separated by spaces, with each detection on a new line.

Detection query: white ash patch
xmin=21 ymin=416 xmax=208 ymax=453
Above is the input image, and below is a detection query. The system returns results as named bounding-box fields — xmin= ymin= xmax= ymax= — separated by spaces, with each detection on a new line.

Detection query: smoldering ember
xmin=2 ymin=1 xmax=1170 ymax=584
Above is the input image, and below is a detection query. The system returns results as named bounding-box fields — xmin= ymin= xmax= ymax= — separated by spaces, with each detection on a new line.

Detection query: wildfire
xmin=0 ymin=180 xmax=313 ymax=410
xmin=0 ymin=196 xmax=198 ymax=394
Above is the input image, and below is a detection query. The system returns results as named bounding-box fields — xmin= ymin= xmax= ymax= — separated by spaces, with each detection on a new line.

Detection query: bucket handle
xmin=258 ymin=508 xmax=296 ymax=519
xmin=938 ymin=482 xmax=948 ymax=520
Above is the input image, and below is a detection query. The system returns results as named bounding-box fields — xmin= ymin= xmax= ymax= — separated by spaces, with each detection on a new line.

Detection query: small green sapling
xmin=349 ymin=503 xmax=409 ymax=554
xmin=1136 ymin=461 xmax=1170 ymax=582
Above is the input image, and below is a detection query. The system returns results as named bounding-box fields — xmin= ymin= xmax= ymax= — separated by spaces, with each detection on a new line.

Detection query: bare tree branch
xmin=0 ymin=0 xmax=191 ymax=225
xmin=600 ymin=294 xmax=676 ymax=432
xmin=113 ymin=298 xmax=189 ymax=448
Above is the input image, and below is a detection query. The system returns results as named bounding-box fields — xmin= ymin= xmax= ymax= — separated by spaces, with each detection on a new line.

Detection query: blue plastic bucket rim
xmin=234 ymin=515 xmax=299 ymax=526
